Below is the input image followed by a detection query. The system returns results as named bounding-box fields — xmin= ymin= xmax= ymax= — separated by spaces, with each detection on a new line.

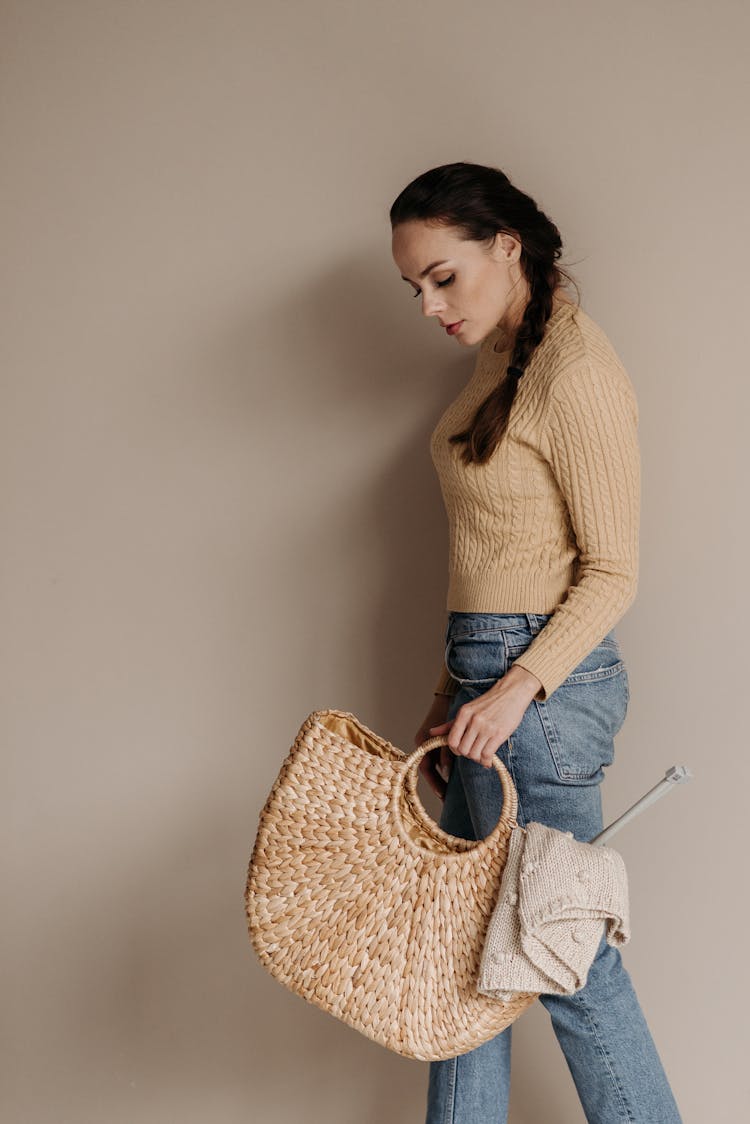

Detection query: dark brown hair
xmin=390 ymin=162 xmax=580 ymax=464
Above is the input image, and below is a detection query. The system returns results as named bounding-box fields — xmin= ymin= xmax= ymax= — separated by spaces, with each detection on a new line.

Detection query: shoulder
xmin=534 ymin=303 xmax=638 ymax=419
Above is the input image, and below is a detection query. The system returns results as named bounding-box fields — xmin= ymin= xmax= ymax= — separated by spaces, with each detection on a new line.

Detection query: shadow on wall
xmin=71 ymin=777 xmax=573 ymax=1121
xmin=71 ymin=251 xmax=579 ymax=1121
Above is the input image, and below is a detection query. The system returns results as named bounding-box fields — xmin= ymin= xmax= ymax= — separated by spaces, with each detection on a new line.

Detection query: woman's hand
xmin=413 ymin=693 xmax=454 ymax=801
xmin=428 ymin=665 xmax=543 ymax=769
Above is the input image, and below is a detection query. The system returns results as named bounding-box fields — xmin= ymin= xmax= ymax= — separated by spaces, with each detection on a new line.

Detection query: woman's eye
xmin=412 ymin=274 xmax=455 ymax=298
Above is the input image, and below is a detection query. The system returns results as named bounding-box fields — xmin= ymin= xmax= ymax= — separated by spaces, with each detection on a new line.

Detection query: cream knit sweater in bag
xmin=477 ymin=822 xmax=630 ymax=999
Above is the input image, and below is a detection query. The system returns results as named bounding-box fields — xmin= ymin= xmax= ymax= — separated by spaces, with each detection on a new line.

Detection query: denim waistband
xmin=447 ymin=610 xmax=553 ymax=638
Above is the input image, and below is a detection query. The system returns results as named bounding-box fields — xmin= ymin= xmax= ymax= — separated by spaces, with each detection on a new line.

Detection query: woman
xmin=390 ymin=163 xmax=682 ymax=1124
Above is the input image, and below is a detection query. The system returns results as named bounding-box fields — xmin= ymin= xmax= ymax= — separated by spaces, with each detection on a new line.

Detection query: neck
xmin=498 ymin=276 xmax=532 ymax=339
xmin=492 ymin=287 xmax=571 ymax=354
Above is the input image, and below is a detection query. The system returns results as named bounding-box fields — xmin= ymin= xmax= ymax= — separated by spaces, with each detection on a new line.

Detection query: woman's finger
xmin=419 ymin=752 xmax=447 ymax=801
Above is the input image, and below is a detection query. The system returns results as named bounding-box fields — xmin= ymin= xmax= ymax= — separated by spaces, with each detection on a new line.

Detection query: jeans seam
xmin=571 ymin=991 xmax=637 ymax=1122
xmin=443 ymin=1055 xmax=457 ymax=1124
xmin=505 ymin=735 xmax=527 ymax=827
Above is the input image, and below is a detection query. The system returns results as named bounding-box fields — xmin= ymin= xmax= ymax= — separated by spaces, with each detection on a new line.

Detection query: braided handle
xmin=391 ymin=735 xmax=519 ymax=857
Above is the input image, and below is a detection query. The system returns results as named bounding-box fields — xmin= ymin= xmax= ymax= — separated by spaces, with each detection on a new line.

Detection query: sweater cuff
xmin=511 ymin=650 xmax=569 ymax=702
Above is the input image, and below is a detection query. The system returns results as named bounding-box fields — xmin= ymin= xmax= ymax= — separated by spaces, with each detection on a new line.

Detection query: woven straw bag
xmin=244 ymin=708 xmax=538 ymax=1061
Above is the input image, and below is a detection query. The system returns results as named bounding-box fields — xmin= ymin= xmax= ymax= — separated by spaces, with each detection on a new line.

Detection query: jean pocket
xmin=508 ymin=639 xmax=630 ymax=785
xmin=444 ymin=627 xmax=508 ymax=687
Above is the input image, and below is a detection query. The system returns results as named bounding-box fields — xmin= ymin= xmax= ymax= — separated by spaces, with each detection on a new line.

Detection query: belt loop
xmin=525 ymin=612 xmax=539 ymax=634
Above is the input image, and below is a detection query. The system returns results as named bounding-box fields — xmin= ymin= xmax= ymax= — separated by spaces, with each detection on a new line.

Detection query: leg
xmin=540 ymin=933 xmax=681 ymax=1124
xmin=455 ymin=628 xmax=682 ymax=1123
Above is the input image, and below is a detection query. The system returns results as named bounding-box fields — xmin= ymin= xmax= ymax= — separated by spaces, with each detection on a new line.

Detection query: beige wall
xmin=4 ymin=2 xmax=748 ymax=1121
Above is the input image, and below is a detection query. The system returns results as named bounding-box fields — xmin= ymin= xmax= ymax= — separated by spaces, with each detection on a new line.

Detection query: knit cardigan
xmin=430 ymin=298 xmax=640 ymax=701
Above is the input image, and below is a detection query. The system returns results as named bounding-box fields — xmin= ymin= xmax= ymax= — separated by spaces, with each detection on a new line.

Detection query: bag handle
xmin=391 ymin=735 xmax=519 ymax=858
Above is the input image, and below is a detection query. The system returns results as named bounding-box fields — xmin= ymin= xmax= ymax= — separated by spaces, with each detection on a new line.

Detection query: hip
xmin=443 ymin=611 xmax=630 ymax=786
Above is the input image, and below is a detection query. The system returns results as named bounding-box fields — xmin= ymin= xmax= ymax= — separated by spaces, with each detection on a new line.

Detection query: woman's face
xmin=391 ymin=219 xmax=530 ymax=347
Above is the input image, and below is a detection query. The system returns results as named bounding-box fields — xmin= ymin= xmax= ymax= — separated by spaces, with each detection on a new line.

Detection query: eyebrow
xmin=400 ymin=259 xmax=451 ymax=283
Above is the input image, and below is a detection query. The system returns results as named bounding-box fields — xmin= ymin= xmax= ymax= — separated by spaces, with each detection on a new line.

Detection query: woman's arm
xmin=511 ymin=357 xmax=640 ymax=701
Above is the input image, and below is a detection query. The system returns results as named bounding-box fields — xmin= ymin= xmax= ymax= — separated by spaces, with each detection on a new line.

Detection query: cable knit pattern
xmin=430 ymin=297 xmax=640 ymax=700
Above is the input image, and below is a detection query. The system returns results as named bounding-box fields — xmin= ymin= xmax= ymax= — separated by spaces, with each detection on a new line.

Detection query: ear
xmin=493 ymin=230 xmax=523 ymax=265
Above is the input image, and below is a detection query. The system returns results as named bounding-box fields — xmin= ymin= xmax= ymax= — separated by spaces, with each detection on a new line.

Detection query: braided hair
xmin=389 ymin=162 xmax=581 ymax=465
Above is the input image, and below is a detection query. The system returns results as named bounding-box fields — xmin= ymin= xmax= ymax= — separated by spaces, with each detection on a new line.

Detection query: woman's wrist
xmin=495 ymin=663 xmax=543 ymax=703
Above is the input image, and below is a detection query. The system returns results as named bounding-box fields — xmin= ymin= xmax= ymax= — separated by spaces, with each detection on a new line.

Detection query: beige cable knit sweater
xmin=430 ymin=296 xmax=640 ymax=701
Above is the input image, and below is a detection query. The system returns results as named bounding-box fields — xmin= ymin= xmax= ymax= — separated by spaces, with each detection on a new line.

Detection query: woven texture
xmin=477 ymin=822 xmax=630 ymax=1000
xmin=245 ymin=708 xmax=538 ymax=1060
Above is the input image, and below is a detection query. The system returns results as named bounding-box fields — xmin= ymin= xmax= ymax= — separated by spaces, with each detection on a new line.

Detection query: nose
xmin=420 ymin=290 xmax=446 ymax=318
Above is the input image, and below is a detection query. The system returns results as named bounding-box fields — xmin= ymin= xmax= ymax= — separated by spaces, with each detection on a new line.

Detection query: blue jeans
xmin=425 ymin=612 xmax=682 ymax=1124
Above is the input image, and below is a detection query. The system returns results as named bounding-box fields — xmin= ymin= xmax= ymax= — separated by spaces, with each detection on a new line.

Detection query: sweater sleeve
xmin=511 ymin=358 xmax=640 ymax=700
